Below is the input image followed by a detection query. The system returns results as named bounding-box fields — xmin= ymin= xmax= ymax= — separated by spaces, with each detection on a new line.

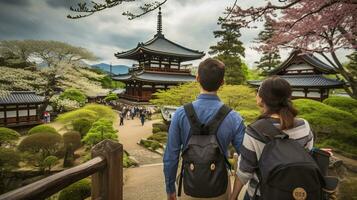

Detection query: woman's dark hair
xmin=258 ymin=76 xmax=298 ymax=130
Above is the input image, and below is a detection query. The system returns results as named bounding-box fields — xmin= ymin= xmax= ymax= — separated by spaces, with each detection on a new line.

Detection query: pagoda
xmin=113 ymin=8 xmax=205 ymax=102
xmin=249 ymin=50 xmax=344 ymax=101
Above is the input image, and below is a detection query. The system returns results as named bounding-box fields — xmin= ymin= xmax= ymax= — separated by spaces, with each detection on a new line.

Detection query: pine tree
xmin=209 ymin=17 xmax=246 ymax=85
xmin=255 ymin=20 xmax=281 ymax=74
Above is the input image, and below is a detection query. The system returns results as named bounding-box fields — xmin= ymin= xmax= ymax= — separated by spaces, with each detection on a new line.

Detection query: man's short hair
xmin=197 ymin=58 xmax=225 ymax=91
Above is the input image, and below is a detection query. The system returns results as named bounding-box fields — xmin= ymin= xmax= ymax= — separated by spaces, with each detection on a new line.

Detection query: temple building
xmin=249 ymin=50 xmax=344 ymax=101
xmin=0 ymin=91 xmax=45 ymax=127
xmin=113 ymin=8 xmax=205 ymax=102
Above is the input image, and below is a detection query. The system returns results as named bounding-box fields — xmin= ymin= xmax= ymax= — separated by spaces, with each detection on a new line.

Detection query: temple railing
xmin=0 ymin=140 xmax=123 ymax=200
xmin=119 ymin=94 xmax=151 ymax=102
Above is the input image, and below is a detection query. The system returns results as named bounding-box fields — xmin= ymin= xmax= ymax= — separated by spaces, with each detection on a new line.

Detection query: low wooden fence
xmin=0 ymin=139 xmax=123 ymax=200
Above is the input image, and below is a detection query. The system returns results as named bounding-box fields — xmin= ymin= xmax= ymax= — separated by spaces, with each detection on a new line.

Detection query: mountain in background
xmin=91 ymin=63 xmax=129 ymax=75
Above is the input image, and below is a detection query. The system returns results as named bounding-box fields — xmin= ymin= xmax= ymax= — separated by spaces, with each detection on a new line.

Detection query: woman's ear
xmin=256 ymin=93 xmax=263 ymax=108
xmin=196 ymin=75 xmax=200 ymax=82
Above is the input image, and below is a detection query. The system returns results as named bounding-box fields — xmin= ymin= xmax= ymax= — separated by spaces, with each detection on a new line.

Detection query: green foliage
xmin=100 ymin=76 xmax=125 ymax=89
xmin=0 ymin=127 xmax=20 ymax=146
xmin=18 ymin=132 xmax=63 ymax=159
xmin=28 ymin=124 xmax=58 ymax=135
xmin=82 ymin=118 xmax=118 ymax=146
xmin=140 ymin=139 xmax=162 ymax=150
xmin=152 ymin=123 xmax=168 ymax=132
xmin=239 ymin=110 xmax=260 ymax=125
xmin=0 ymin=147 xmax=21 ymax=172
xmin=72 ymin=118 xmax=93 ymax=137
xmin=57 ymin=104 xmax=115 ymax=123
xmin=152 ymin=127 xmax=161 ymax=134
xmin=148 ymin=132 xmax=167 ymax=144
xmin=58 ymin=179 xmax=91 ymax=200
xmin=59 ymin=88 xmax=87 ymax=106
xmin=151 ymin=82 xmax=258 ymax=112
xmin=104 ymin=92 xmax=118 ymax=102
xmin=294 ymin=99 xmax=357 ymax=155
xmin=323 ymin=96 xmax=357 ymax=116
xmin=43 ymin=156 xmax=59 ymax=171
xmin=123 ymin=152 xmax=135 ymax=168
xmin=63 ymin=131 xmax=81 ymax=153
xmin=209 ymin=17 xmax=246 ymax=84
xmin=254 ymin=20 xmax=281 ymax=73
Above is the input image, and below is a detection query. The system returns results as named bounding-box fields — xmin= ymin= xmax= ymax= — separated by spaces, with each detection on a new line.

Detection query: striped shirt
xmin=236 ymin=118 xmax=314 ymax=198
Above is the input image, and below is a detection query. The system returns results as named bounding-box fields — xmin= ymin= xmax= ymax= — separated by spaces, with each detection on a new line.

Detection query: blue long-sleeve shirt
xmin=163 ymin=94 xmax=246 ymax=194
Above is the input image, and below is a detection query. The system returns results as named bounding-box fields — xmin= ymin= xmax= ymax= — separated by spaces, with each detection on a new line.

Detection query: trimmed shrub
xmin=148 ymin=132 xmax=167 ymax=144
xmin=57 ymin=109 xmax=97 ymax=123
xmin=82 ymin=104 xmax=115 ymax=120
xmin=0 ymin=147 xmax=21 ymax=171
xmin=28 ymin=125 xmax=58 ymax=135
xmin=72 ymin=118 xmax=92 ymax=137
xmin=58 ymin=179 xmax=91 ymax=200
xmin=82 ymin=118 xmax=118 ymax=146
xmin=18 ymin=132 xmax=63 ymax=159
xmin=43 ymin=156 xmax=58 ymax=172
xmin=152 ymin=127 xmax=161 ymax=134
xmin=150 ymin=140 xmax=161 ymax=150
xmin=140 ymin=139 xmax=162 ymax=150
xmin=63 ymin=131 xmax=81 ymax=167
xmin=0 ymin=127 xmax=20 ymax=146
xmin=323 ymin=96 xmax=357 ymax=116
xmin=59 ymin=88 xmax=87 ymax=106
xmin=152 ymin=123 xmax=168 ymax=132
xmin=294 ymin=99 xmax=357 ymax=155
xmin=104 ymin=92 xmax=118 ymax=102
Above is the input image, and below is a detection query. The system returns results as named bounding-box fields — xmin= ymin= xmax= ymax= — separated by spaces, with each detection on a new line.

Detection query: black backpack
xmin=247 ymin=118 xmax=326 ymax=200
xmin=177 ymin=103 xmax=232 ymax=198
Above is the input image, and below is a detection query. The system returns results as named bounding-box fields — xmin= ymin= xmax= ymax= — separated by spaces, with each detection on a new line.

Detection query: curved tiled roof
xmin=248 ymin=75 xmax=344 ymax=88
xmin=269 ymin=50 xmax=337 ymax=75
xmin=0 ymin=91 xmax=45 ymax=105
xmin=113 ymin=71 xmax=195 ymax=83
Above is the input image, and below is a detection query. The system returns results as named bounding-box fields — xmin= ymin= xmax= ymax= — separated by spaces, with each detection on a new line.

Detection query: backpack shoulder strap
xmin=183 ymin=103 xmax=202 ymax=134
xmin=206 ymin=104 xmax=232 ymax=135
xmin=247 ymin=118 xmax=288 ymax=144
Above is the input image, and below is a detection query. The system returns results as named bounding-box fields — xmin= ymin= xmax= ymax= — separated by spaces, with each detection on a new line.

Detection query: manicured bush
xmin=57 ymin=109 xmax=97 ymax=123
xmin=323 ymin=96 xmax=357 ymax=116
xmin=0 ymin=127 xmax=20 ymax=146
xmin=104 ymin=92 xmax=118 ymax=102
xmin=82 ymin=104 xmax=115 ymax=120
xmin=0 ymin=147 xmax=21 ymax=171
xmin=28 ymin=124 xmax=58 ymax=135
xmin=294 ymin=99 xmax=357 ymax=155
xmin=18 ymin=132 xmax=63 ymax=159
xmin=152 ymin=127 xmax=161 ymax=134
xmin=140 ymin=139 xmax=162 ymax=150
xmin=72 ymin=118 xmax=92 ymax=137
xmin=58 ymin=179 xmax=91 ymax=200
xmin=152 ymin=123 xmax=168 ymax=132
xmin=59 ymin=88 xmax=87 ymax=106
xmin=123 ymin=151 xmax=135 ymax=168
xmin=148 ymin=132 xmax=167 ymax=144
xmin=43 ymin=156 xmax=59 ymax=172
xmin=150 ymin=140 xmax=161 ymax=150
xmin=63 ymin=131 xmax=81 ymax=167
xmin=82 ymin=118 xmax=118 ymax=146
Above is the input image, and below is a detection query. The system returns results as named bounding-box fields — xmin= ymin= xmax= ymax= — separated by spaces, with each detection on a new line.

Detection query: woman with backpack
xmin=230 ymin=76 xmax=319 ymax=200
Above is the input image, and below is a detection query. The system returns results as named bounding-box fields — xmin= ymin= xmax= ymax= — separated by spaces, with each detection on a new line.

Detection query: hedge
xmin=58 ymin=179 xmax=91 ymax=200
xmin=294 ymin=99 xmax=357 ymax=155
xmin=323 ymin=96 xmax=357 ymax=116
xmin=28 ymin=125 xmax=58 ymax=135
xmin=152 ymin=127 xmax=161 ymax=134
xmin=0 ymin=127 xmax=20 ymax=146
xmin=152 ymin=123 xmax=168 ymax=132
xmin=148 ymin=132 xmax=167 ymax=144
xmin=72 ymin=118 xmax=92 ymax=137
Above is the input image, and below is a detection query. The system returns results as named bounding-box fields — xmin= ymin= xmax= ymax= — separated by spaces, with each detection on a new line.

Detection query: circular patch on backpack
xmin=190 ymin=163 xmax=195 ymax=171
xmin=210 ymin=163 xmax=215 ymax=171
xmin=292 ymin=187 xmax=307 ymax=200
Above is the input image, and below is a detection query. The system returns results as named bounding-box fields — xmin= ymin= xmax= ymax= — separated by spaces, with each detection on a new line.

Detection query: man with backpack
xmin=163 ymin=58 xmax=246 ymax=200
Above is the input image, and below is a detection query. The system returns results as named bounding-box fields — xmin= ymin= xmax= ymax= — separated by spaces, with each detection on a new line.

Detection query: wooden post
xmin=91 ymin=139 xmax=123 ymax=200
xmin=16 ymin=105 xmax=19 ymax=124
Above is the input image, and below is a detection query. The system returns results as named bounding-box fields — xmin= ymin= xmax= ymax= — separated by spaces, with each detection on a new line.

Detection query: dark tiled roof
xmin=269 ymin=50 xmax=336 ymax=75
xmin=113 ymin=71 xmax=195 ymax=83
xmin=0 ymin=91 xmax=45 ymax=105
xmin=115 ymin=34 xmax=205 ymax=61
xmin=248 ymin=75 xmax=344 ymax=88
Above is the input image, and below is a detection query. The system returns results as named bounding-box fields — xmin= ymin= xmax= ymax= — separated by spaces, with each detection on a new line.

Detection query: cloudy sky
xmin=0 ymin=0 xmax=348 ymax=67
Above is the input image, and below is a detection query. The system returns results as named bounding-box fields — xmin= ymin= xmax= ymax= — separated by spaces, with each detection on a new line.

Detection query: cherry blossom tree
xmin=230 ymin=0 xmax=357 ymax=98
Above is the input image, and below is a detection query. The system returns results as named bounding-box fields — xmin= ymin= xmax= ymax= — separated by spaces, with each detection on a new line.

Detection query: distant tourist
xmin=140 ymin=111 xmax=145 ymax=126
xmin=126 ymin=110 xmax=131 ymax=120
xmin=163 ymin=58 xmax=246 ymax=200
xmin=119 ymin=111 xmax=124 ymax=126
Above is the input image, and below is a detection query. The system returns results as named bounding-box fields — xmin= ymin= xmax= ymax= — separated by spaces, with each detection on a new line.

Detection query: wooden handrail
xmin=0 ymin=139 xmax=123 ymax=200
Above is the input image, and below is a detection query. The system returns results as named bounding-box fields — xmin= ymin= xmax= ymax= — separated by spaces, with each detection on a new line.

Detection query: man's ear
xmin=196 ymin=75 xmax=200 ymax=82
